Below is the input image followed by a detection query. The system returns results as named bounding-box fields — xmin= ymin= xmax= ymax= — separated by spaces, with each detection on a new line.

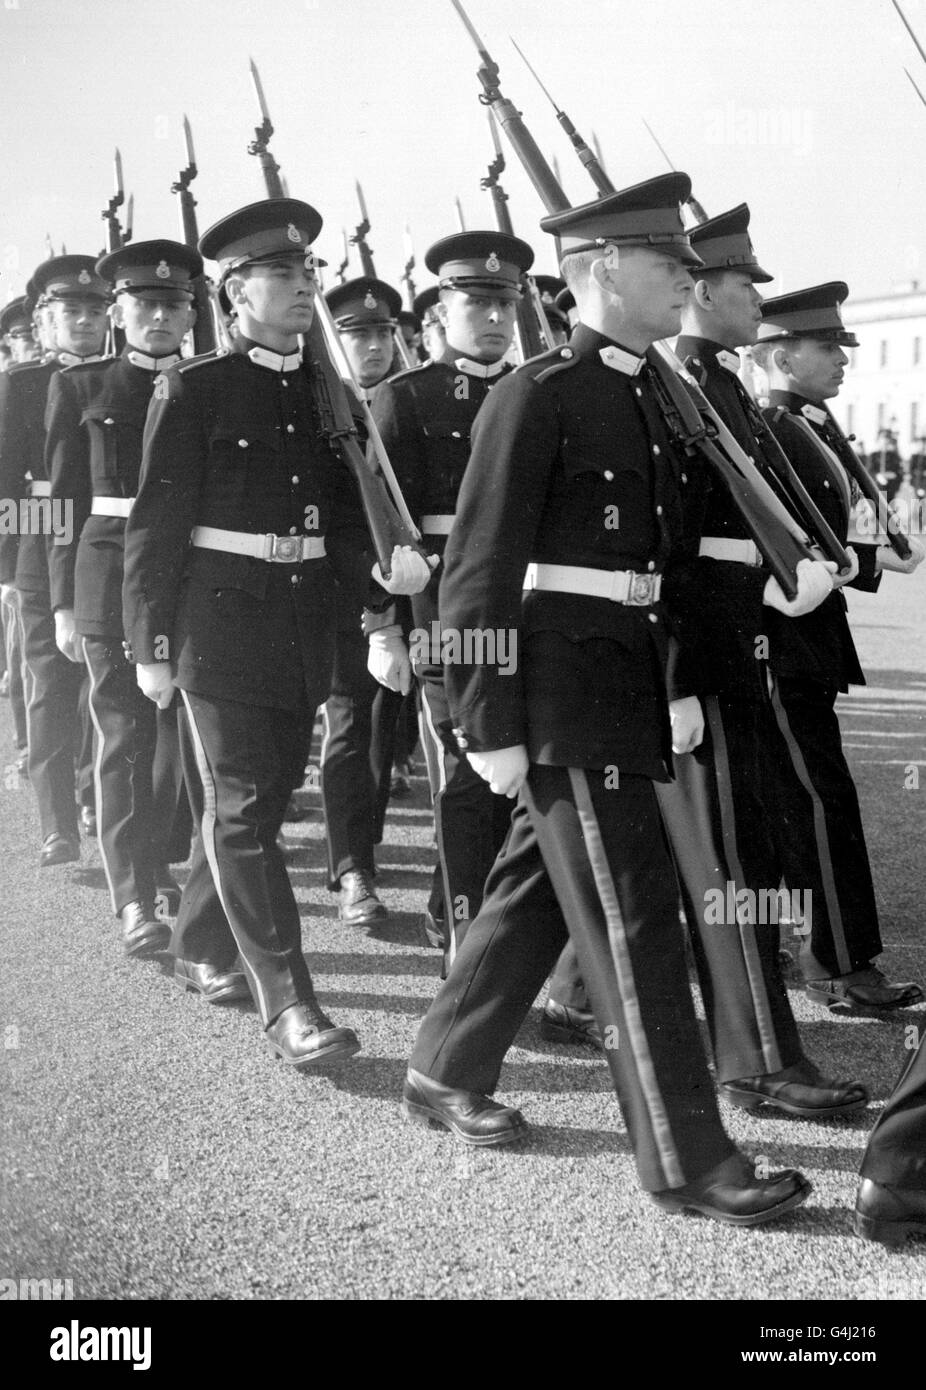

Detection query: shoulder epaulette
xmin=387 ymin=359 xmax=437 ymax=385
xmin=8 ymin=359 xmax=48 ymax=376
xmin=175 ymin=349 xmax=225 ymax=375
xmin=526 ymin=344 xmax=581 ymax=385
xmin=59 ymin=356 xmax=113 ymax=377
xmin=680 ymin=354 xmax=708 ymax=389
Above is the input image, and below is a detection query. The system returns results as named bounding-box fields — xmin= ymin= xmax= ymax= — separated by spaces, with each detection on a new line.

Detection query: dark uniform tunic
xmin=411 ymin=327 xmax=736 ymax=1194
xmin=123 ymin=339 xmax=377 ymax=1025
xmin=549 ymin=336 xmax=809 ymax=1082
xmin=0 ymin=356 xmax=93 ymax=842
xmin=370 ymin=356 xmax=516 ymax=959
xmin=763 ymin=389 xmax=883 ymax=979
xmin=45 ymin=349 xmax=191 ymax=915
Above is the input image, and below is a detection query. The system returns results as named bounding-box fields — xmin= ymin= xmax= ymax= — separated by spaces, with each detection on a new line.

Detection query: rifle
xmin=336 ymin=229 xmax=350 ymax=284
xmin=641 ymin=119 xmax=710 ymax=224
xmin=450 ymin=0 xmax=826 ymax=597
xmin=349 ymin=181 xmax=415 ymax=369
xmin=823 ymin=410 xmax=912 ymax=560
xmin=171 ymin=115 xmax=217 ymax=353
xmin=402 ymin=225 xmax=417 ymax=310
xmin=481 ymin=110 xmax=547 ymax=359
xmin=103 ymin=149 xmax=125 ymax=253
xmin=245 ymin=62 xmax=425 ymax=574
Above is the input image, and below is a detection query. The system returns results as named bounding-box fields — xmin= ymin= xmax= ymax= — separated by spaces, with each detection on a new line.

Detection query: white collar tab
xmin=248 ymin=345 xmax=303 ymax=372
xmin=126 ymin=349 xmax=182 ymax=372
xmin=598 ymin=345 xmax=644 ymax=377
xmin=452 ymin=357 xmax=506 ymax=379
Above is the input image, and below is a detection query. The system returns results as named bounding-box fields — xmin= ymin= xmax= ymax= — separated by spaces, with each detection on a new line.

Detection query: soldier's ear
xmin=771 ymin=345 xmax=791 ymax=375
xmin=109 ymin=300 xmax=126 ymax=330
xmin=692 ymin=278 xmax=713 ymax=309
xmin=588 ymin=254 xmax=616 ymax=296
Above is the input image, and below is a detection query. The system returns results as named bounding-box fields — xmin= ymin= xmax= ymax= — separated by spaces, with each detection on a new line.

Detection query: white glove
xmin=367 ymin=624 xmax=412 ymax=694
xmin=876 ymin=537 xmax=924 ymax=575
xmin=0 ymin=583 xmax=17 ymax=608
xmin=136 ymin=661 xmax=176 ymax=710
xmin=763 ymin=558 xmax=836 ymax=617
xmin=831 ymin=544 xmax=860 ymax=589
xmin=372 ymin=544 xmax=439 ymax=596
xmin=669 ymin=696 xmax=704 ymax=755
xmin=54 ymin=608 xmax=83 ymax=664
xmin=466 ymin=744 xmax=529 ymax=798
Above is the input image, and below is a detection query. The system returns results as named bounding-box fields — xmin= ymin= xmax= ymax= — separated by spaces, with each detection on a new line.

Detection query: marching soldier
xmin=405 ymin=176 xmax=811 ymax=1226
xmin=542 ymin=207 xmax=868 ymax=1118
xmin=123 ymin=199 xmax=430 ymax=1065
xmin=753 ymin=283 xmax=924 ymax=1012
xmin=368 ymin=230 xmax=532 ymax=962
xmin=0 ymin=296 xmax=38 ymax=756
xmin=0 ymin=256 xmax=108 ymax=865
xmin=45 ymin=240 xmax=201 ymax=956
xmin=320 ymin=275 xmax=406 ymax=924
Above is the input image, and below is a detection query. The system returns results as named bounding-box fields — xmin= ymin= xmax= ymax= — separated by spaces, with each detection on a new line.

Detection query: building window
xmin=879 ymin=340 xmax=888 ymax=368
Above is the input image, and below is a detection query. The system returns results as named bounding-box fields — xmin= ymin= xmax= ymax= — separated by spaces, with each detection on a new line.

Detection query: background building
xmin=830 ymin=283 xmax=926 ymax=463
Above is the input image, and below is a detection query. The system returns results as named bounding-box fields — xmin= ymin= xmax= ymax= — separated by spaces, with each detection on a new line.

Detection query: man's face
xmin=112 ymin=293 xmax=194 ymax=356
xmin=49 ymin=297 xmax=108 ymax=356
xmin=601 ymin=245 xmax=694 ymax=344
xmin=340 ymin=323 xmax=394 ymax=389
xmin=5 ymin=324 xmax=37 ymax=364
xmin=699 ymin=270 xmax=764 ymax=348
xmin=438 ymin=288 xmax=516 ymax=362
xmin=780 ymin=338 xmax=848 ymax=402
xmin=229 ymin=256 xmax=317 ymax=342
xmin=400 ymin=320 xmax=420 ymax=352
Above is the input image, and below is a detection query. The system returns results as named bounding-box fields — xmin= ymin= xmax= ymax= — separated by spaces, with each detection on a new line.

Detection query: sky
xmin=2 ymin=0 xmax=925 ymax=306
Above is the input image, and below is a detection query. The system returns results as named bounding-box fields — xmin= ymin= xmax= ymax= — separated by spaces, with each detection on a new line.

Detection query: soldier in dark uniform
xmin=753 ymin=284 xmax=924 ymax=1012
xmin=320 ymin=275 xmax=405 ymax=924
xmin=855 ymin=1031 xmax=926 ymax=1244
xmin=368 ymin=231 xmax=532 ymax=964
xmin=537 ymin=207 xmax=867 ymax=1120
xmin=0 ymin=256 xmax=108 ymax=865
xmin=0 ymin=296 xmax=37 ymax=752
xmin=123 ymin=199 xmax=431 ymax=1065
xmin=403 ymin=176 xmax=811 ymax=1226
xmin=45 ymin=240 xmax=201 ymax=956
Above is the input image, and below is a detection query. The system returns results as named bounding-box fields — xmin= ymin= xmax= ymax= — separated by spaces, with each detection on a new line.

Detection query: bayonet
xmin=171 ymin=114 xmax=217 ymax=352
xmin=350 ymin=180 xmax=376 ymax=277
xmin=454 ymin=196 xmax=467 ymax=231
xmin=892 ymin=0 xmax=926 ymax=68
xmin=247 ymin=58 xmax=283 ymax=197
xmin=905 ymin=65 xmax=926 ymax=109
xmin=402 ymin=224 xmax=417 ymax=309
xmin=509 ymin=34 xmax=611 ymax=195
xmin=641 ymin=118 xmax=709 ymax=223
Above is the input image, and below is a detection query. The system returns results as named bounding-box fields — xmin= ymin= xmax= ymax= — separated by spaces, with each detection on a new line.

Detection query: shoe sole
xmin=722 ymin=1087 xmax=868 ymax=1119
xmin=173 ymin=974 xmax=251 ymax=1004
xmin=853 ymin=1211 xmax=926 ymax=1246
xmin=402 ymin=1099 xmax=528 ymax=1147
xmin=40 ymin=850 xmax=80 ymax=868
xmin=651 ymin=1177 xmax=812 ymax=1227
xmin=267 ymin=1036 xmax=361 ymax=1069
xmin=124 ymin=927 xmax=172 ymax=959
xmin=539 ymin=1019 xmax=604 ymax=1051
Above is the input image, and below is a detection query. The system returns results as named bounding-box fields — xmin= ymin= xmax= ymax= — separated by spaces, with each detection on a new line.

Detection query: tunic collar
xmin=125 ymin=348 xmax=182 ymax=372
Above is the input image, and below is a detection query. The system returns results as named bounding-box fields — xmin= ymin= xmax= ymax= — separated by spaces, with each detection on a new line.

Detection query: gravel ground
xmin=1 ymin=563 xmax=925 ymax=1302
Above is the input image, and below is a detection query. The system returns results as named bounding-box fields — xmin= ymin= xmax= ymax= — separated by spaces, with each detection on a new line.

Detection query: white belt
xmin=523 ymin=562 xmax=662 ymax=605
xmin=28 ymin=480 xmax=51 ymax=498
xmin=698 ymin=536 xmax=762 ymax=567
xmin=91 ymin=496 xmax=134 ymax=518
xmin=419 ymin=514 xmax=454 ymax=535
xmin=190 ymin=525 xmax=326 ymax=563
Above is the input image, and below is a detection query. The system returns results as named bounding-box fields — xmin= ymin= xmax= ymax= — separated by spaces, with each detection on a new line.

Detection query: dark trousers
xmin=860 ymin=1030 xmax=926 ymax=1187
xmin=2 ymin=588 xmax=28 ymax=748
xmin=549 ymin=694 xmax=805 ymax=1084
xmin=152 ymin=696 xmax=193 ymax=866
xmin=321 ymin=626 xmax=402 ymax=888
xmin=176 ymin=690 xmax=315 ymax=1027
xmin=418 ymin=673 xmax=513 ymax=962
xmin=769 ymin=674 xmax=881 ymax=978
xmin=410 ymin=767 xmax=735 ymax=1193
xmin=83 ymin=637 xmax=188 ymax=915
xmin=19 ymin=587 xmax=86 ymax=841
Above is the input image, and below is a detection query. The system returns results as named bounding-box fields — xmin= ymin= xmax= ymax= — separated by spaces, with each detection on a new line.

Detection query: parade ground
xmin=2 ymin=564 xmax=925 ymax=1303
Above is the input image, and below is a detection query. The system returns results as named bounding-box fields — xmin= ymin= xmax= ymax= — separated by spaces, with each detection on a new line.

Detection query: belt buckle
xmin=270 ymin=534 xmax=301 ymax=563
xmin=625 ymin=572 xmax=657 ymax=605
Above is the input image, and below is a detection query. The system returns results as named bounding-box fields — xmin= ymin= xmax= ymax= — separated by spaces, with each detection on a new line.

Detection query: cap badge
xmin=485 ymin=252 xmax=501 ymax=273
xmin=363 ymin=291 xmax=377 ymax=309
xmin=287 ymin=223 xmax=303 ymax=244
xmin=78 ymin=269 xmax=91 ymax=285
xmin=303 ymin=249 xmax=317 ymax=272
xmin=155 ymin=260 xmax=171 ymax=280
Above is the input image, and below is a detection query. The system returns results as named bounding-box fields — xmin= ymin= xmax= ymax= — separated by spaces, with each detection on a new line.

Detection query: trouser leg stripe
xmin=180 ymin=690 xmax=269 ymax=1022
xmin=82 ymin=637 xmax=119 ymax=914
xmin=567 ymin=766 xmax=684 ymax=1189
xmin=768 ymin=674 xmax=851 ymax=976
xmin=418 ymin=681 xmax=459 ymax=966
xmin=703 ymin=696 xmax=782 ymax=1074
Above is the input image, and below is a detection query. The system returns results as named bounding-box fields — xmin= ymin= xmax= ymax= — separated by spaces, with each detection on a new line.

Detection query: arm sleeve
xmin=0 ymin=373 xmax=22 ymax=585
xmin=440 ymin=370 xmax=557 ymax=751
xmin=122 ymin=368 xmax=205 ymax=665
xmin=45 ymin=370 xmax=91 ymax=612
